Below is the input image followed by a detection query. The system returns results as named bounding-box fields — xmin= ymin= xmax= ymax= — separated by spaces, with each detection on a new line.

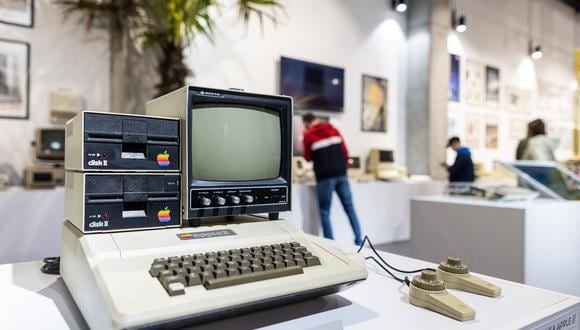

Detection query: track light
xmin=392 ymin=0 xmax=407 ymax=13
xmin=530 ymin=45 xmax=542 ymax=60
xmin=451 ymin=10 xmax=467 ymax=33
xmin=455 ymin=16 xmax=467 ymax=32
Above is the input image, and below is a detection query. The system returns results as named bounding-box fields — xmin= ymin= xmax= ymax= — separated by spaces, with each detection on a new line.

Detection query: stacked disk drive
xmin=64 ymin=111 xmax=181 ymax=233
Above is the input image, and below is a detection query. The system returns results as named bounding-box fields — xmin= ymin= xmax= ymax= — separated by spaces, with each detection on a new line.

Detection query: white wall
xmin=185 ymin=0 xmax=408 ymax=166
xmin=0 ymin=0 xmax=110 ymax=184
xmin=447 ymin=0 xmax=578 ymax=170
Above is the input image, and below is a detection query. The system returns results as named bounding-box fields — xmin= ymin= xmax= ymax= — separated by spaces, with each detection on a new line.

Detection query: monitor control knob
xmin=229 ymin=196 xmax=240 ymax=205
xmin=199 ymin=197 xmax=211 ymax=207
xmin=215 ymin=196 xmax=226 ymax=206
xmin=243 ymin=195 xmax=254 ymax=203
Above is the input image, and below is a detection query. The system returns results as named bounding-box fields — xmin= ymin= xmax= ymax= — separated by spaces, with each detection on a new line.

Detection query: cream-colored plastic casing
xmin=409 ymin=284 xmax=476 ymax=321
xmin=61 ymin=219 xmax=368 ymax=330
xmin=64 ymin=111 xmax=180 ymax=172
xmin=437 ymin=268 xmax=502 ymax=297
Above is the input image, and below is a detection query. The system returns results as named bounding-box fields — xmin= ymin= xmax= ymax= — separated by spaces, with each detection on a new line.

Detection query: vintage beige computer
xmin=61 ymin=86 xmax=367 ymax=329
xmin=366 ymin=149 xmax=407 ymax=181
xmin=24 ymin=128 xmax=66 ymax=188
xmin=292 ymin=156 xmax=315 ymax=182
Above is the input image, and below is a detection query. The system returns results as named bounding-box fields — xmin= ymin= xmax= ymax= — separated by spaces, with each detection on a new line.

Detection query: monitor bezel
xmin=186 ymin=86 xmax=292 ymax=218
xmin=501 ymin=161 xmax=580 ymax=200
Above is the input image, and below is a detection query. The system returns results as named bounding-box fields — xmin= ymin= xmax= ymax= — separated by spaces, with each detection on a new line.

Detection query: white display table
xmin=0 ymin=242 xmax=578 ymax=329
xmin=283 ymin=180 xmax=446 ymax=245
xmin=0 ymin=187 xmax=64 ymax=264
xmin=411 ymin=195 xmax=580 ymax=297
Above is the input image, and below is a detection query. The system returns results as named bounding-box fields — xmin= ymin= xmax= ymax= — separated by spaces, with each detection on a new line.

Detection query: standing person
xmin=441 ymin=136 xmax=475 ymax=182
xmin=522 ymin=119 xmax=559 ymax=161
xmin=302 ymin=113 xmax=363 ymax=245
xmin=516 ymin=126 xmax=532 ymax=160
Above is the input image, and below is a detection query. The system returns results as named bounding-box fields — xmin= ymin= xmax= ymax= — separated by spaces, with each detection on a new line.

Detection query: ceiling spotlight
xmin=530 ymin=45 xmax=542 ymax=60
xmin=393 ymin=0 xmax=407 ymax=13
xmin=455 ymin=16 xmax=467 ymax=33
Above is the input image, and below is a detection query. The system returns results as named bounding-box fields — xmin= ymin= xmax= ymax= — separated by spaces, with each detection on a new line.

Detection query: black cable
xmin=357 ymin=235 xmax=427 ymax=274
xmin=41 ymin=256 xmax=60 ymax=275
xmin=365 ymin=256 xmax=410 ymax=286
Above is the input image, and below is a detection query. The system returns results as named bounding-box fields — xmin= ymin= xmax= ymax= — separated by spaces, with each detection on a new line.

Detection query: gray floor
xmin=375 ymin=240 xmax=411 ymax=258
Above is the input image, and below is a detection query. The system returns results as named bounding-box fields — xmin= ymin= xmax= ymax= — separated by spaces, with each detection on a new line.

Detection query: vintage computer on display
xmin=24 ymin=128 xmax=66 ymax=188
xmin=292 ymin=156 xmax=315 ymax=182
xmin=61 ymin=86 xmax=367 ymax=329
xmin=367 ymin=148 xmax=407 ymax=181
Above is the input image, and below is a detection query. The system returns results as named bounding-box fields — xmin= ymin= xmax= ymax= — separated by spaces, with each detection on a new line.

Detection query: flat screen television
xmin=280 ymin=57 xmax=344 ymax=113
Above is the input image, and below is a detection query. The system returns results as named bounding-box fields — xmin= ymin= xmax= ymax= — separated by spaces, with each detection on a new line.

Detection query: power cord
xmin=357 ymin=235 xmax=431 ymax=285
xmin=365 ymin=256 xmax=410 ymax=286
xmin=41 ymin=257 xmax=60 ymax=275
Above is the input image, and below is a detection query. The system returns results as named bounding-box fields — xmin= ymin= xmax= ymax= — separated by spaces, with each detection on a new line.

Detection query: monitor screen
xmin=513 ymin=164 xmax=580 ymax=201
xmin=38 ymin=129 xmax=65 ymax=160
xmin=190 ymin=106 xmax=281 ymax=181
xmin=379 ymin=150 xmax=394 ymax=162
xmin=348 ymin=156 xmax=360 ymax=169
xmin=280 ymin=57 xmax=344 ymax=113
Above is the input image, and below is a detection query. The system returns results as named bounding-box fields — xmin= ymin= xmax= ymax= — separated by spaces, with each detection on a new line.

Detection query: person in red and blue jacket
xmin=302 ymin=113 xmax=362 ymax=245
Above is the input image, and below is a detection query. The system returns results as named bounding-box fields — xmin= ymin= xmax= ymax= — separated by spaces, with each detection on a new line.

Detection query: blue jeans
xmin=315 ymin=175 xmax=363 ymax=245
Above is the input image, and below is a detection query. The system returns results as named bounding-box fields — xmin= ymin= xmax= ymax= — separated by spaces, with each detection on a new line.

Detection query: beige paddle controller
xmin=409 ymin=270 xmax=476 ymax=321
xmin=437 ymin=257 xmax=502 ymax=298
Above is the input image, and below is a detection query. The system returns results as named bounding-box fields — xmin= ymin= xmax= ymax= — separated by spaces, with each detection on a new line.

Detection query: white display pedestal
xmin=411 ymin=195 xmax=580 ymax=296
xmin=282 ymin=180 xmax=446 ymax=245
xmin=0 ymin=187 xmax=64 ymax=264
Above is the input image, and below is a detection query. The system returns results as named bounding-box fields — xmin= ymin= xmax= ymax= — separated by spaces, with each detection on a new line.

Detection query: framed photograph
xmin=361 ymin=74 xmax=388 ymax=133
xmin=449 ymin=54 xmax=460 ymax=102
xmin=0 ymin=38 xmax=29 ymax=120
xmin=0 ymin=0 xmax=34 ymax=28
xmin=465 ymin=60 xmax=484 ymax=105
xmin=485 ymin=66 xmax=500 ymax=103
xmin=464 ymin=114 xmax=481 ymax=149
xmin=485 ymin=117 xmax=499 ymax=149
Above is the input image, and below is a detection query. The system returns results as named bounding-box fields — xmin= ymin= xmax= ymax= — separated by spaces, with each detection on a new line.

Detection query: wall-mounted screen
xmin=280 ymin=57 xmax=344 ymax=113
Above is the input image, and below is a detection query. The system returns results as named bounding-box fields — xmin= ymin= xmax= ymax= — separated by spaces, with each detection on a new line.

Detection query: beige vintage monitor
xmin=292 ymin=156 xmax=315 ymax=182
xmin=366 ymin=149 xmax=407 ymax=181
xmin=49 ymin=88 xmax=83 ymax=124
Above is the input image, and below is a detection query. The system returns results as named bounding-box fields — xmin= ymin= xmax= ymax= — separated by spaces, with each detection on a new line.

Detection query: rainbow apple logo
xmin=158 ymin=207 xmax=171 ymax=223
xmin=156 ymin=150 xmax=170 ymax=166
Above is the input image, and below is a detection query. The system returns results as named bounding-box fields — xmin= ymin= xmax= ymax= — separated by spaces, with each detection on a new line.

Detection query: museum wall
xmin=446 ymin=0 xmax=578 ymax=170
xmin=0 ymin=0 xmax=110 ymax=184
xmin=184 ymin=0 xmax=409 ymax=166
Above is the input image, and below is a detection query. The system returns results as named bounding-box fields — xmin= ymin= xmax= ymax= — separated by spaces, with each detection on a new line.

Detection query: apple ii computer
xmin=61 ymin=86 xmax=367 ymax=329
xmin=367 ymin=148 xmax=408 ymax=181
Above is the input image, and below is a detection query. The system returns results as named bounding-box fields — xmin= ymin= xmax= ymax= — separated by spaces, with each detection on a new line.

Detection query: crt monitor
xmin=35 ymin=128 xmax=65 ymax=161
xmin=146 ymin=86 xmax=293 ymax=221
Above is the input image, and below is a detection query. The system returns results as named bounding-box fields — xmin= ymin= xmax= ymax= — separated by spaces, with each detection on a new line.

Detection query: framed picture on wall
xmin=449 ymin=54 xmax=460 ymax=102
xmin=0 ymin=0 xmax=34 ymax=28
xmin=0 ymin=38 xmax=29 ymax=120
xmin=465 ymin=60 xmax=484 ymax=105
xmin=485 ymin=65 xmax=500 ymax=104
xmin=485 ymin=117 xmax=499 ymax=149
xmin=361 ymin=74 xmax=388 ymax=133
xmin=464 ymin=114 xmax=481 ymax=149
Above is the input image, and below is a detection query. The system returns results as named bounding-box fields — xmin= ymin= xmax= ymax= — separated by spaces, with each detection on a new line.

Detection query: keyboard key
xmin=213 ymin=269 xmax=227 ymax=279
xmin=186 ymin=273 xmax=202 ymax=286
xmin=261 ymin=257 xmax=273 ymax=264
xmin=149 ymin=264 xmax=165 ymax=277
xmin=263 ymin=251 xmax=274 ymax=258
xmin=153 ymin=258 xmax=167 ymax=264
xmin=229 ymin=254 xmax=240 ymax=262
xmin=217 ymin=256 xmax=229 ymax=263
xmin=214 ymin=263 xmax=227 ymax=271
xmin=295 ymin=258 xmax=306 ymax=267
xmin=262 ymin=262 xmax=275 ymax=270
xmin=229 ymin=249 xmax=240 ymax=255
xmin=167 ymin=282 xmax=185 ymax=296
xmin=293 ymin=246 xmax=307 ymax=253
xmin=239 ymin=266 xmax=251 ymax=274
xmin=273 ymin=261 xmax=285 ymax=269
xmin=283 ymin=248 xmax=293 ymax=254
xmin=179 ymin=260 xmax=193 ymax=268
xmin=240 ymin=248 xmax=251 ymax=254
xmin=166 ymin=263 xmax=179 ymax=272
xmin=252 ymin=252 xmax=264 ymax=259
xmin=273 ymin=255 xmax=283 ymax=262
xmin=200 ymin=271 xmax=214 ymax=282
xmin=305 ymin=256 xmax=321 ymax=267
xmin=226 ymin=261 xmax=237 ymax=268
xmin=281 ymin=243 xmax=291 ymax=249
xmin=217 ymin=250 xmax=229 ymax=257
xmin=272 ymin=249 xmax=283 ymax=255
xmin=180 ymin=255 xmax=192 ymax=262
xmin=226 ymin=267 xmax=240 ymax=276
xmin=261 ymin=245 xmax=273 ymax=251
xmin=290 ymin=242 xmax=301 ymax=247
xmin=250 ymin=264 xmax=263 ymax=272
xmin=168 ymin=256 xmax=181 ymax=263
xmin=186 ymin=266 xmax=201 ymax=274
xmin=270 ymin=244 xmax=281 ymax=250
xmin=251 ymin=247 xmax=262 ymax=253
xmin=173 ymin=268 xmax=187 ymax=277
xmin=284 ymin=259 xmax=296 ymax=267
xmin=205 ymin=252 xmax=217 ymax=259
xmin=193 ymin=253 xmax=205 ymax=260
xmin=200 ymin=264 xmax=214 ymax=272
xmin=283 ymin=254 xmax=293 ymax=261
xmin=238 ymin=260 xmax=251 ymax=268
xmin=291 ymin=252 xmax=303 ymax=259
xmin=204 ymin=266 xmax=304 ymax=290
xmin=157 ymin=269 xmax=173 ymax=280
xmin=240 ymin=253 xmax=252 ymax=260
xmin=302 ymin=251 xmax=313 ymax=258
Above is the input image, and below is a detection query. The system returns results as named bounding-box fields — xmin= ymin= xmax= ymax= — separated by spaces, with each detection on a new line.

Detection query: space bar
xmin=204 ymin=266 xmax=304 ymax=290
